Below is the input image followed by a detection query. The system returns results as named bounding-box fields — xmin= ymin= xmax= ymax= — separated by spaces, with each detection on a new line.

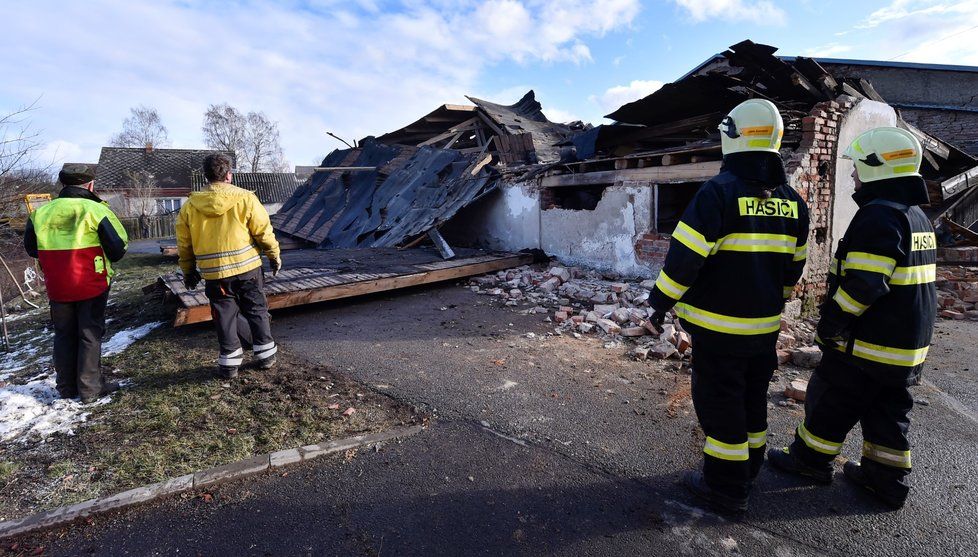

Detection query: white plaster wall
xmin=540 ymin=184 xmax=654 ymax=278
xmin=441 ymin=182 xmax=541 ymax=251
xmin=832 ymin=99 xmax=897 ymax=250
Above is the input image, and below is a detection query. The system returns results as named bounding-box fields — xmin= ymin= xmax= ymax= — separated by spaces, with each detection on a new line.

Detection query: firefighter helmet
xmin=718 ymin=99 xmax=784 ymax=155
xmin=843 ymin=126 xmax=922 ymax=183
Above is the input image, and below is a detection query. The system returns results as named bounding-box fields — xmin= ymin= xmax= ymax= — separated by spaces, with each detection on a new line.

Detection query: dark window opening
xmin=655 ymin=182 xmax=700 ymax=233
xmin=546 ymin=185 xmax=608 ymax=211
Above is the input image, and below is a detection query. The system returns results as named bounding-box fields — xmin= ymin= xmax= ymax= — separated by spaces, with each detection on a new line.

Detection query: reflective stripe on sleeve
xmin=748 ymin=430 xmax=767 ymax=449
xmin=653 ymin=270 xmax=689 ymax=301
xmin=862 ymin=441 xmax=912 ymax=469
xmin=833 ymin=287 xmax=868 ymax=316
xmin=794 ymin=243 xmax=808 ymax=262
xmin=714 ymin=233 xmax=796 ymax=255
xmin=675 ymin=303 xmax=781 ymax=335
xmin=889 ymin=264 xmax=936 ymax=286
xmin=704 ymin=436 xmax=749 ymax=461
xmin=196 ymin=244 xmax=259 ymax=261
xmin=842 ymin=252 xmax=897 ymax=277
xmin=672 ymin=221 xmax=714 ymax=258
xmin=198 ymin=255 xmax=262 ymax=274
xmin=797 ymin=423 xmax=843 ymax=455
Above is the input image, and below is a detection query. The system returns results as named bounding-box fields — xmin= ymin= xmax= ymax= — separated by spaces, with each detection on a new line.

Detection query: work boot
xmin=843 ymin=461 xmax=906 ymax=510
xmin=258 ymin=355 xmax=277 ymax=370
xmin=768 ymin=447 xmax=833 ymax=484
xmin=682 ymin=471 xmax=748 ymax=515
xmin=80 ymin=381 xmax=121 ymax=404
xmin=218 ymin=365 xmax=239 ymax=379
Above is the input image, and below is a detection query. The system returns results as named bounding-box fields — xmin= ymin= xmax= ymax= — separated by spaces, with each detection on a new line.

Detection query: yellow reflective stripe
xmin=675 ymin=303 xmax=781 ymax=335
xmin=198 ymin=254 xmax=262 ymax=273
xmin=833 ymin=287 xmax=868 ymax=316
xmin=862 ymin=441 xmax=912 ymax=469
xmin=793 ymin=243 xmax=808 ymax=262
xmin=714 ymin=233 xmax=797 ymax=254
xmin=798 ymin=423 xmax=843 ymax=455
xmin=893 ymin=164 xmax=917 ymax=174
xmin=196 ymin=244 xmax=258 ymax=261
xmin=704 ymin=436 xmax=749 ymax=461
xmin=851 ymin=340 xmax=929 ymax=367
xmin=748 ymin=430 xmax=767 ymax=449
xmin=889 ymin=264 xmax=936 ymax=286
xmin=747 ymin=139 xmax=772 ymax=148
xmin=783 ymin=286 xmax=794 ymax=298
xmin=829 ymin=258 xmax=841 ymax=275
xmin=843 ymin=252 xmax=896 ymax=276
xmin=653 ymin=270 xmax=689 ymax=301
xmin=672 ymin=221 xmax=714 ymax=257
xmin=911 ymin=232 xmax=936 ymax=251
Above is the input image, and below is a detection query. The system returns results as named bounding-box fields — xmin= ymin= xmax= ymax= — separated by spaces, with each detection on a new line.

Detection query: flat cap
xmin=59 ymin=164 xmax=97 ymax=186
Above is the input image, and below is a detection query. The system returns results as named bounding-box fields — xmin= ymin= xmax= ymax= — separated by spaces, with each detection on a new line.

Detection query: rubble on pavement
xmin=468 ymin=263 xmax=822 ymax=363
xmin=936 ymin=266 xmax=978 ymax=321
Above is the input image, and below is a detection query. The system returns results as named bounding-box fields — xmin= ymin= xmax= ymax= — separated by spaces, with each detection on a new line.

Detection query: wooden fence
xmin=119 ymin=214 xmax=177 ymax=240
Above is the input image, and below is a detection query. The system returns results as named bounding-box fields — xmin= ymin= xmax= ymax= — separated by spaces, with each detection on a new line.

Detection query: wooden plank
xmin=942 ymin=166 xmax=978 ymax=198
xmin=897 ymin=118 xmax=951 ymax=159
xmin=312 ymin=166 xmax=377 ymax=172
xmin=539 ymin=162 xmax=721 ymax=188
xmin=173 ymin=253 xmax=533 ymax=326
xmin=427 ymin=229 xmax=455 ymax=260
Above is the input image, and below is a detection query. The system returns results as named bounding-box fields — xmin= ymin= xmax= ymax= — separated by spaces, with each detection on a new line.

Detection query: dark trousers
xmin=691 ymin=343 xmax=777 ymax=499
xmin=50 ymin=289 xmax=109 ymax=400
xmin=204 ymin=267 xmax=275 ymax=368
xmin=790 ymin=353 xmax=912 ymax=501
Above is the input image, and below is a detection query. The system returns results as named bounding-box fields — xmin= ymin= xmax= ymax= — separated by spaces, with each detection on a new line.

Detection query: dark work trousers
xmin=790 ymin=352 xmax=913 ymax=501
xmin=50 ymin=289 xmax=110 ymax=400
xmin=204 ymin=267 xmax=276 ymax=368
xmin=691 ymin=343 xmax=777 ymax=499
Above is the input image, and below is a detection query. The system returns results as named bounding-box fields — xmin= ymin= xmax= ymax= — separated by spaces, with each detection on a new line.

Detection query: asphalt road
xmin=13 ymin=285 xmax=978 ymax=556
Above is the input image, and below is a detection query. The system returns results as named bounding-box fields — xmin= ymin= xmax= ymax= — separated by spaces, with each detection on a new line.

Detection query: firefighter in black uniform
xmin=769 ymin=127 xmax=937 ymax=509
xmin=648 ymin=99 xmax=810 ymax=513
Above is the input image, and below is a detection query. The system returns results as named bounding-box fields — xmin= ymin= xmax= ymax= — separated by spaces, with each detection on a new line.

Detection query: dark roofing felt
xmin=466 ymin=91 xmax=573 ymax=164
xmin=95 ymin=147 xmax=234 ymax=190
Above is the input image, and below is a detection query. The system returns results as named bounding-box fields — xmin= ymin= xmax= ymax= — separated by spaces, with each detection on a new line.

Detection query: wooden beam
xmin=172 ymin=254 xmax=533 ymax=326
xmin=942 ymin=166 xmax=978 ymax=198
xmin=539 ymin=162 xmax=721 ymax=188
xmin=313 ymin=166 xmax=376 ymax=172
xmin=897 ymin=118 xmax=951 ymax=159
xmin=427 ymin=229 xmax=455 ymax=260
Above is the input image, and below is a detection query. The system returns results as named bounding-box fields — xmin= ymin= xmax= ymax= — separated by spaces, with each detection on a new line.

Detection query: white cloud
xmin=671 ymin=0 xmax=787 ymax=25
xmin=542 ymin=107 xmax=582 ymax=123
xmin=589 ymin=80 xmax=664 ymax=113
xmin=801 ymin=42 xmax=853 ymax=57
xmin=40 ymin=140 xmax=84 ymax=166
xmin=0 ymin=1 xmax=641 ymax=165
xmin=852 ymin=1 xmax=978 ymax=65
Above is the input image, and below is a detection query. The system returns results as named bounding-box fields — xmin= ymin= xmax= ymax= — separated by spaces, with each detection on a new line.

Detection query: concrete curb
xmin=0 ymin=424 xmax=424 ymax=539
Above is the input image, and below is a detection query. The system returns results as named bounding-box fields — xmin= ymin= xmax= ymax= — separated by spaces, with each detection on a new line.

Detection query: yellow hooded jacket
xmin=176 ymin=182 xmax=280 ymax=280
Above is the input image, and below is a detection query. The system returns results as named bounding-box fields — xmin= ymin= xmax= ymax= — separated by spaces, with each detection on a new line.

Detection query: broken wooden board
xmin=155 ymin=247 xmax=533 ymax=327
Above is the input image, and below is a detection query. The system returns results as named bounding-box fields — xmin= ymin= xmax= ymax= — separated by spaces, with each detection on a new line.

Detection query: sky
xmin=3 ymin=0 xmax=978 ymax=170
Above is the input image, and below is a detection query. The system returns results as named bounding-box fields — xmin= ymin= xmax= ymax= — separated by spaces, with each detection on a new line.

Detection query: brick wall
xmin=785 ymin=98 xmax=855 ymax=312
xmin=634 ymin=232 xmax=671 ymax=267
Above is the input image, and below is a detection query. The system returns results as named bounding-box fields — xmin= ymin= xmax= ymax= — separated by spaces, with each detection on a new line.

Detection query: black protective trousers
xmin=50 ymin=289 xmax=109 ymax=400
xmin=691 ymin=343 xmax=777 ymax=499
xmin=790 ymin=352 xmax=913 ymax=501
xmin=204 ymin=267 xmax=276 ymax=369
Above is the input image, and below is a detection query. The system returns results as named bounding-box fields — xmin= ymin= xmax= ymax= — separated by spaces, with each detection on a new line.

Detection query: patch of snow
xmin=102 ymin=322 xmax=164 ymax=357
xmin=0 ymin=373 xmax=111 ymax=443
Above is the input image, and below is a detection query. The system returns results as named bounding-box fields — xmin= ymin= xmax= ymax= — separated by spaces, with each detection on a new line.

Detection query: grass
xmin=0 ymin=251 xmax=419 ymax=520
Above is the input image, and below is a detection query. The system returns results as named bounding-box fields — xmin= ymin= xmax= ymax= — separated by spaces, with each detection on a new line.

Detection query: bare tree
xmin=0 ymin=100 xmax=55 ymax=218
xmin=109 ymin=105 xmax=170 ymax=148
xmin=202 ymin=103 xmax=288 ymax=172
xmin=121 ymin=170 xmax=159 ymax=218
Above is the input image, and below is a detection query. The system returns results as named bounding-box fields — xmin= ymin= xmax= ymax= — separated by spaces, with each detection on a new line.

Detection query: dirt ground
xmin=0 ymin=254 xmax=420 ymax=520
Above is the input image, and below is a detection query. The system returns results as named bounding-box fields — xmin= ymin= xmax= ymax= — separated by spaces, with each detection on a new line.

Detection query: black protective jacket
xmin=650 ymin=152 xmax=810 ymax=355
xmin=816 ymin=176 xmax=937 ymax=385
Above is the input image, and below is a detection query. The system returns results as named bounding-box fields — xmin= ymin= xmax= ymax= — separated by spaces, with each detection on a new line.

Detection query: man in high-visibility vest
xmin=648 ymin=99 xmax=810 ymax=513
xmin=176 ymin=154 xmax=281 ymax=379
xmin=769 ymin=127 xmax=937 ymax=509
xmin=24 ymin=164 xmax=129 ymax=403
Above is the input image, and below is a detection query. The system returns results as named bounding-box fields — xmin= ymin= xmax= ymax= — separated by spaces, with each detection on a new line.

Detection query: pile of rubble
xmin=936 ymin=267 xmax=978 ymax=321
xmin=468 ymin=263 xmax=823 ymax=366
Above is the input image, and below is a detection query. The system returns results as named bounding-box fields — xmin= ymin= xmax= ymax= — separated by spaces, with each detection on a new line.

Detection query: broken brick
xmin=620 ymin=326 xmax=647 ymax=337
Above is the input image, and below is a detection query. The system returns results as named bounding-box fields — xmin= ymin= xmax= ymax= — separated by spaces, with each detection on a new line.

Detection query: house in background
xmin=192 ymin=171 xmax=301 ymax=215
xmin=70 ymin=145 xmax=236 ymax=217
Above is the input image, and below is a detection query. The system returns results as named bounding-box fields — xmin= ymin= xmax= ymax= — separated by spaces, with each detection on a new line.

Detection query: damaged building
xmin=155 ymin=40 xmax=978 ymax=323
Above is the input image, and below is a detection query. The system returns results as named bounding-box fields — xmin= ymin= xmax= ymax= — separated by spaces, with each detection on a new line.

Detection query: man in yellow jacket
xmin=176 ymin=154 xmax=281 ymax=378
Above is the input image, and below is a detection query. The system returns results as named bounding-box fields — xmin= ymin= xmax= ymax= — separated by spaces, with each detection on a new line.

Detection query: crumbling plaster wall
xmin=539 ymin=183 xmax=654 ymax=278
xmin=832 ymin=99 xmax=898 ymax=250
xmin=441 ymin=183 xmax=541 ymax=252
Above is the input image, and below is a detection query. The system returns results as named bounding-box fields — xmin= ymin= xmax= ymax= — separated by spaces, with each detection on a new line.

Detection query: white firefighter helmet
xmin=843 ymin=126 xmax=922 ymax=183
xmin=718 ymin=99 xmax=784 ymax=155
